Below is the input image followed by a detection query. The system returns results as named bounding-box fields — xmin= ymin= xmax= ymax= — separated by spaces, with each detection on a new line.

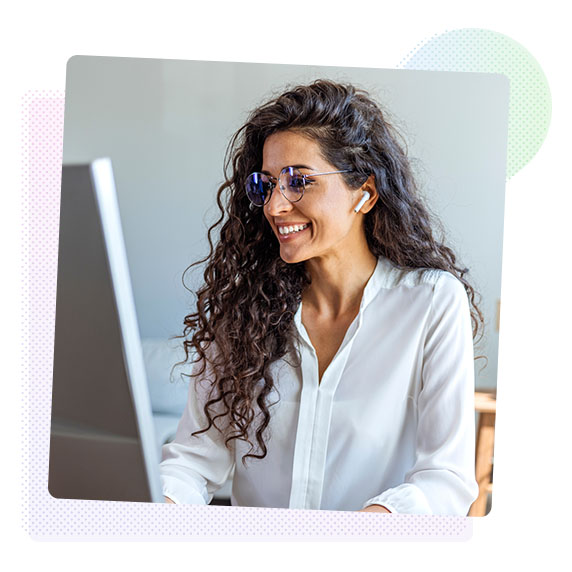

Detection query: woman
xmin=160 ymin=79 xmax=482 ymax=514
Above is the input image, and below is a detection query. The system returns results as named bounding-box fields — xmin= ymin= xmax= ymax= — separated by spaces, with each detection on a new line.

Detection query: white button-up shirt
xmin=160 ymin=257 xmax=479 ymax=514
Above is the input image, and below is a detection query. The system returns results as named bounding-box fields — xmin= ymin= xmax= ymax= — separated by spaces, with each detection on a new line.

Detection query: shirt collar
xmin=293 ymin=257 xmax=389 ymax=347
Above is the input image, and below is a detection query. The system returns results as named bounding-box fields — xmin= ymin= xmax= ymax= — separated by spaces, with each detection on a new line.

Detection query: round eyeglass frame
xmin=245 ymin=166 xmax=353 ymax=207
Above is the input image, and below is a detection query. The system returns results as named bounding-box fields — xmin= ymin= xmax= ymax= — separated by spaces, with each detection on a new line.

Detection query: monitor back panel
xmin=49 ymin=162 xmax=158 ymax=502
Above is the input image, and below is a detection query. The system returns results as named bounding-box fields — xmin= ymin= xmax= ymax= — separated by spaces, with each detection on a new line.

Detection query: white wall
xmin=63 ymin=57 xmax=508 ymax=388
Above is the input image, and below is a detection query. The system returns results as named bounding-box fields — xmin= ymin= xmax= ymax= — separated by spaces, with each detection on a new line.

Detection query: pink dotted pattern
xmin=21 ymin=91 xmax=473 ymax=540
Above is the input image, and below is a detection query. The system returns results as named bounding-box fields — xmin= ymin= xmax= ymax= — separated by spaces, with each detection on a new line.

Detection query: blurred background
xmin=62 ymin=57 xmax=508 ymax=513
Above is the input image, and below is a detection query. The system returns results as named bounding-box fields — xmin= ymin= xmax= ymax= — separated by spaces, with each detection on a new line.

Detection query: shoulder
xmin=376 ymin=257 xmax=465 ymax=297
xmin=422 ymin=269 xmax=466 ymax=296
xmin=373 ymin=259 xmax=469 ymax=320
xmin=416 ymin=270 xmax=469 ymax=319
xmin=417 ymin=271 xmax=472 ymax=336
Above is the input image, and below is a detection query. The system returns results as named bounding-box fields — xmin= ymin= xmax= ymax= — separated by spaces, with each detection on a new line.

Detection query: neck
xmin=303 ymin=249 xmax=378 ymax=318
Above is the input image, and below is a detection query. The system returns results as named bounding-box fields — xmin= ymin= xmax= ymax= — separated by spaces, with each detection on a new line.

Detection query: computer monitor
xmin=49 ymin=158 xmax=164 ymax=503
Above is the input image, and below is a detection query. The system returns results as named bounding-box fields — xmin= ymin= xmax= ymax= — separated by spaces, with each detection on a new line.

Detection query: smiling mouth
xmin=276 ymin=223 xmax=311 ymax=241
xmin=278 ymin=223 xmax=310 ymax=236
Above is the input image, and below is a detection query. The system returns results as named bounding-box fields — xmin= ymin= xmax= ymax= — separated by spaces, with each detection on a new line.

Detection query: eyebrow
xmin=260 ymin=164 xmax=315 ymax=176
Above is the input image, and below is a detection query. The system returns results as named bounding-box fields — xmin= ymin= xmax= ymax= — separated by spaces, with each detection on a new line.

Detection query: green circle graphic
xmin=401 ymin=28 xmax=552 ymax=179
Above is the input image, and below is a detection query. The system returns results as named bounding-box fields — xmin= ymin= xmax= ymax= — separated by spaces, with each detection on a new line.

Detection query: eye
xmin=289 ymin=176 xmax=306 ymax=188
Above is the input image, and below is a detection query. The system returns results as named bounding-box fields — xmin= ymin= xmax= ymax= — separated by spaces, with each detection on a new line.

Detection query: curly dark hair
xmin=179 ymin=79 xmax=484 ymax=464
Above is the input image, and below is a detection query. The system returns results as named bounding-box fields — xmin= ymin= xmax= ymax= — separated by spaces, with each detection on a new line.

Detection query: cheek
xmin=323 ymin=188 xmax=356 ymax=217
xmin=310 ymin=215 xmax=346 ymax=243
xmin=314 ymin=198 xmax=354 ymax=234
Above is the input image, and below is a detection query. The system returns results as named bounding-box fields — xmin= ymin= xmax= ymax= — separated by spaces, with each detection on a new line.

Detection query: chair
xmin=469 ymin=389 xmax=496 ymax=516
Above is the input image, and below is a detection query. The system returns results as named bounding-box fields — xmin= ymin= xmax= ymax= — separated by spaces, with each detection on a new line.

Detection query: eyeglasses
xmin=245 ymin=166 xmax=352 ymax=207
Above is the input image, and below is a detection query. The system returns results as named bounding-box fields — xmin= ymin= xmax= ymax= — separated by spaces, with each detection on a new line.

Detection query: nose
xmin=264 ymin=183 xmax=293 ymax=217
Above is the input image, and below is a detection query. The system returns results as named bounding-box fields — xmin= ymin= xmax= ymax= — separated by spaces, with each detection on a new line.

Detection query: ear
xmin=359 ymin=175 xmax=379 ymax=213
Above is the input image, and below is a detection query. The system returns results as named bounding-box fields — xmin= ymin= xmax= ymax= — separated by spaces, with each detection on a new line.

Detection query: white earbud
xmin=353 ymin=190 xmax=370 ymax=213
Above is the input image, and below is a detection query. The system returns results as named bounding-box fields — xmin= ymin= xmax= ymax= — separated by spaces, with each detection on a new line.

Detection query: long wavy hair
xmin=180 ymin=79 xmax=484 ymax=463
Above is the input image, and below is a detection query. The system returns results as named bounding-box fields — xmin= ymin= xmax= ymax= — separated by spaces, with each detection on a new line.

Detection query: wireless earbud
xmin=353 ymin=190 xmax=370 ymax=213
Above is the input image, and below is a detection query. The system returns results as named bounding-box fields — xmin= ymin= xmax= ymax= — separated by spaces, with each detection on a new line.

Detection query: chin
xmin=279 ymin=248 xmax=310 ymax=265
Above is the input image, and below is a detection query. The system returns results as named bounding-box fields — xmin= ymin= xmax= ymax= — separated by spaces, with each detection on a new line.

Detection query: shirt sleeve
xmin=160 ymin=353 xmax=235 ymax=504
xmin=362 ymin=272 xmax=479 ymax=515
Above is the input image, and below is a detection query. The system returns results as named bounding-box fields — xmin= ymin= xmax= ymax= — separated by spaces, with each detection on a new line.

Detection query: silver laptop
xmin=49 ymin=158 xmax=163 ymax=502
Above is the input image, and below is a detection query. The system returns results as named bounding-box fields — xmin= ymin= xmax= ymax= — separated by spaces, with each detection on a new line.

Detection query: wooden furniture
xmin=469 ymin=389 xmax=496 ymax=516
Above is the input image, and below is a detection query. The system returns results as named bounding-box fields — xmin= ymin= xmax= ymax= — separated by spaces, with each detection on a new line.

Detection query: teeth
xmin=279 ymin=223 xmax=308 ymax=235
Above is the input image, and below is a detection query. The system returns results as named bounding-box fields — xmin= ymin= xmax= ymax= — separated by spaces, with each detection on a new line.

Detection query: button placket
xmin=288 ymin=330 xmax=319 ymax=509
xmin=290 ymin=309 xmax=365 ymax=509
xmin=308 ymin=310 xmax=365 ymax=507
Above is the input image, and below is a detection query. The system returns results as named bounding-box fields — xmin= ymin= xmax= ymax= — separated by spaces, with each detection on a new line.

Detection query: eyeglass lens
xmin=245 ymin=172 xmax=271 ymax=206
